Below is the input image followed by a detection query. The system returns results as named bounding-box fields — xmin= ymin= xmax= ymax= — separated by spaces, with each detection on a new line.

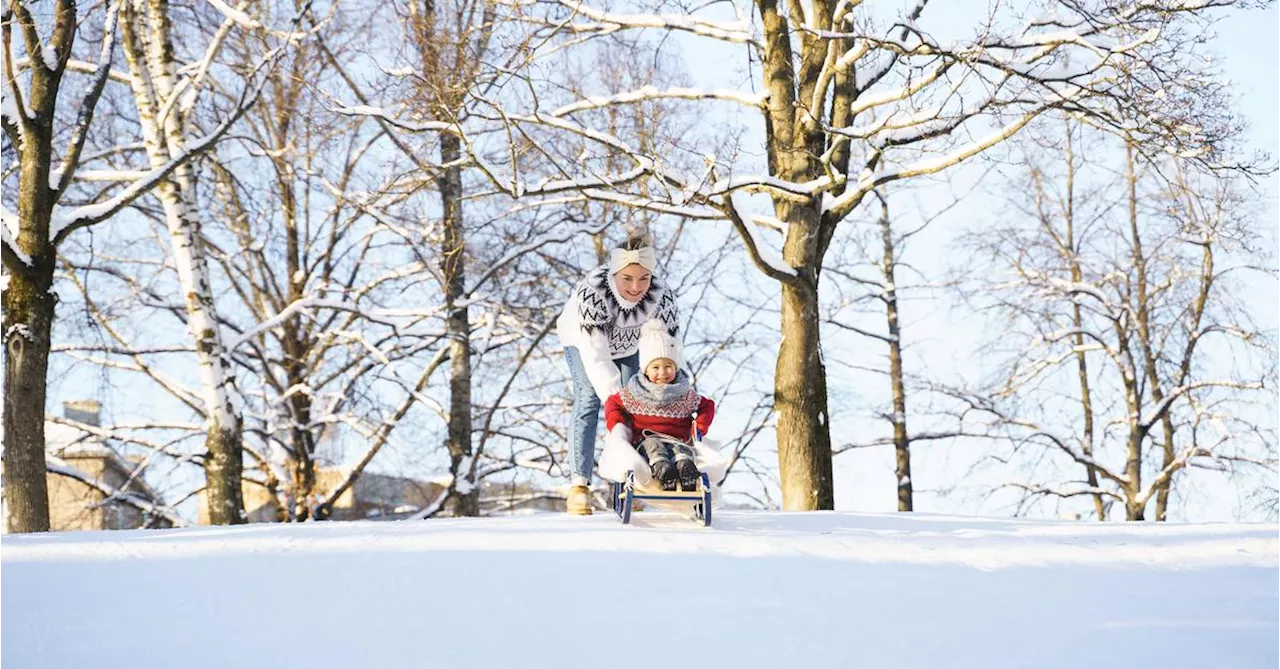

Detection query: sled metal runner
xmin=611 ymin=471 xmax=713 ymax=526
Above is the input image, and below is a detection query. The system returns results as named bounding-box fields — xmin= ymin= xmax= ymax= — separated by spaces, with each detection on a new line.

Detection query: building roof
xmin=44 ymin=421 xmax=164 ymax=503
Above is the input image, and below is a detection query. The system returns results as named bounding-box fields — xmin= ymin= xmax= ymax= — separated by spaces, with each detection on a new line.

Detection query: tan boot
xmin=566 ymin=485 xmax=593 ymax=515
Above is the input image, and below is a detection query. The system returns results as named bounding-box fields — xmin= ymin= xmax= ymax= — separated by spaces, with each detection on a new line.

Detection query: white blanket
xmin=596 ymin=425 xmax=729 ymax=502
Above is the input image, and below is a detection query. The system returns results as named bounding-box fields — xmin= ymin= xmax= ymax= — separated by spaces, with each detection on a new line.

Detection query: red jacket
xmin=605 ymin=391 xmax=715 ymax=444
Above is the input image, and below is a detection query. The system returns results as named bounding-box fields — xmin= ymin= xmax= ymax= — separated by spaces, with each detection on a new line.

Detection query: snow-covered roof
xmin=44 ymin=421 xmax=163 ymax=502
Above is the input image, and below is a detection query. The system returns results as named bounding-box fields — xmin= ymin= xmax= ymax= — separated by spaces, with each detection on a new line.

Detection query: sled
xmin=611 ymin=470 xmax=713 ymax=527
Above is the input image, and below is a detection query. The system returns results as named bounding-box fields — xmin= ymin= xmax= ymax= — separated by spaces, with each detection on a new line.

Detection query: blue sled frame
xmin=611 ymin=471 xmax=713 ymax=527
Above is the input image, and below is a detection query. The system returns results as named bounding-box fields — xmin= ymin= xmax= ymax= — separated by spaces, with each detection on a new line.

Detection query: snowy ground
xmin=3 ymin=511 xmax=1277 ymax=669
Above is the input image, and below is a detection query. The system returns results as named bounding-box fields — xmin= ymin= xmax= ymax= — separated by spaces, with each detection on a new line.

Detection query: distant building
xmin=43 ymin=400 xmax=173 ymax=531
xmin=197 ymin=469 xmax=447 ymax=523
xmin=197 ymin=470 xmax=566 ymax=522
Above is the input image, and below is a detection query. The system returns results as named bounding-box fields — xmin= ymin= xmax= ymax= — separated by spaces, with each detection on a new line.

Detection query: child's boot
xmin=651 ymin=459 xmax=678 ymax=491
xmin=676 ymin=459 xmax=700 ymax=492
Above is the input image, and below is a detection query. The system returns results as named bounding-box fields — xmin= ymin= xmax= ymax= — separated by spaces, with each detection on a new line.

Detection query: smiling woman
xmin=555 ymin=235 xmax=681 ymax=514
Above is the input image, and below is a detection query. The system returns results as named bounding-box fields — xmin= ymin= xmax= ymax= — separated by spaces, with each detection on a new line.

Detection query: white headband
xmin=609 ymin=247 xmax=656 ymax=275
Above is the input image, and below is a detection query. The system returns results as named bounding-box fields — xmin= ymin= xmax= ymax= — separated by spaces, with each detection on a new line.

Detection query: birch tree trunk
xmin=119 ymin=0 xmax=245 ymax=524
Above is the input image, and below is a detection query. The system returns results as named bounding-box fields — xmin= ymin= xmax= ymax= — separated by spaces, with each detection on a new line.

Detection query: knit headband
xmin=609 ymin=247 xmax=656 ymax=275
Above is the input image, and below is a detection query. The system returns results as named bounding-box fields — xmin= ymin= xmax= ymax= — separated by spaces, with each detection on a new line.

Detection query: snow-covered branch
xmin=551 ymin=86 xmax=766 ymax=116
xmin=1140 ymin=380 xmax=1266 ymax=430
xmin=50 ymin=42 xmax=290 ymax=245
xmin=53 ymin=0 xmax=121 ymax=194
xmin=1 ymin=204 xmax=33 ymax=271
xmin=726 ymin=192 xmax=798 ymax=282
xmin=518 ymin=0 xmax=757 ymax=45
xmin=331 ymin=104 xmax=462 ymax=134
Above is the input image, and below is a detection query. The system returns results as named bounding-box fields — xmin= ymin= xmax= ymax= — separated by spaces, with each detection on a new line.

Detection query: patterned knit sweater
xmin=557 ymin=263 xmax=680 ymax=399
xmin=605 ymin=374 xmax=715 ymax=445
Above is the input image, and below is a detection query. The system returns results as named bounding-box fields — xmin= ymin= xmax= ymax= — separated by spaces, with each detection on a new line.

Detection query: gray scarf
xmin=620 ymin=370 xmax=700 ymax=417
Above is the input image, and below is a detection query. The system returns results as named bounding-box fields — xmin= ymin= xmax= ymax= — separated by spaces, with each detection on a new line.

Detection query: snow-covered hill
xmin=3 ymin=511 xmax=1276 ymax=668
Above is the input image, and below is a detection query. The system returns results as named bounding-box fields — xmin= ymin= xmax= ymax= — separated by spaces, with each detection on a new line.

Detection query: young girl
xmin=604 ymin=320 xmax=714 ymax=491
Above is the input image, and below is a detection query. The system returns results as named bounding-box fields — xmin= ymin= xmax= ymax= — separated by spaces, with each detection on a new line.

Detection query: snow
xmin=1 ymin=204 xmax=31 ymax=267
xmin=551 ymin=86 xmax=766 ymax=116
xmin=205 ymin=0 xmax=262 ymax=29
xmin=730 ymin=193 xmax=796 ymax=276
xmin=40 ymin=44 xmax=59 ymax=71
xmin=0 ymin=87 xmax=22 ymax=126
xmin=2 ymin=512 xmax=1275 ymax=668
xmin=5 ymin=323 xmax=32 ymax=341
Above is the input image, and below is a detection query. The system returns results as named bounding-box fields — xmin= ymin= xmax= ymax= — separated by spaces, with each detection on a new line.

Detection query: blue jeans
xmin=564 ymin=346 xmax=638 ymax=483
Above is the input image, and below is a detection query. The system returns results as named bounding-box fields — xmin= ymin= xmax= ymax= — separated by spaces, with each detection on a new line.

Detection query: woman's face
xmin=614 ymin=264 xmax=652 ymax=302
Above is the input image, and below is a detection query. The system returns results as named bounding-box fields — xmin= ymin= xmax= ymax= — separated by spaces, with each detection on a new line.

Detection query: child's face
xmin=644 ymin=358 xmax=678 ymax=385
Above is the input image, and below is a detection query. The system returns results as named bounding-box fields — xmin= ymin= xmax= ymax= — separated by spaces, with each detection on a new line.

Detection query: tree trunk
xmin=1125 ymin=477 xmax=1147 ymax=521
xmin=1122 ymin=144 xmax=1176 ymax=521
xmin=279 ymin=133 xmax=317 ymax=520
xmin=753 ymin=0 xmax=835 ymax=510
xmin=877 ymin=197 xmax=912 ymax=512
xmin=3 ymin=272 xmax=55 ymax=533
xmin=287 ymin=364 xmax=316 ymax=520
xmin=775 ymin=276 xmax=835 ymax=510
xmin=1061 ymin=125 xmax=1105 ymax=520
xmin=1124 ymin=402 xmax=1146 ymax=521
xmin=440 ymin=133 xmax=479 ymax=516
xmin=120 ymin=1 xmax=245 ymax=524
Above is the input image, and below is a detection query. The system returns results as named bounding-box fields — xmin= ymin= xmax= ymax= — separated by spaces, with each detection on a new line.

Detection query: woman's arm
xmin=564 ymin=270 xmax=624 ymax=399
xmin=576 ymin=329 xmax=623 ymax=400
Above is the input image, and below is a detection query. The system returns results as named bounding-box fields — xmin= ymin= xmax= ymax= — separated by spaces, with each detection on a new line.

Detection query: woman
xmin=557 ymin=236 xmax=679 ymax=514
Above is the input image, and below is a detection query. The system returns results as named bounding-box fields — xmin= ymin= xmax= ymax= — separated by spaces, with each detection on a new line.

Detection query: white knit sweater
xmin=557 ymin=264 xmax=680 ymax=400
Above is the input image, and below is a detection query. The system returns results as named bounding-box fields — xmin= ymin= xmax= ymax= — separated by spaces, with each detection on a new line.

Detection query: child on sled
xmin=604 ymin=320 xmax=715 ymax=491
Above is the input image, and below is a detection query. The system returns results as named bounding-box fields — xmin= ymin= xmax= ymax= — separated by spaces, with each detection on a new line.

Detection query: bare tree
xmin=950 ymin=122 xmax=1275 ymax=521
xmin=447 ymin=0 xmax=1249 ymax=510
